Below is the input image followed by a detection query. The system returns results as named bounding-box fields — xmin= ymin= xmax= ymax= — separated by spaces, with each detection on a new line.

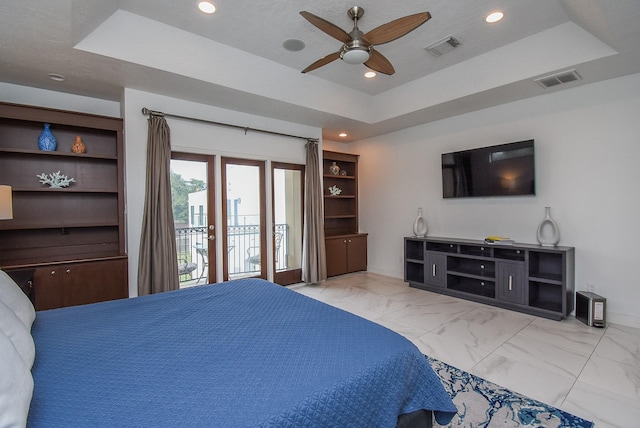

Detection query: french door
xmin=171 ymin=155 xmax=303 ymax=284
xmin=170 ymin=153 xmax=216 ymax=286
xmin=272 ymin=162 xmax=304 ymax=285
xmin=221 ymin=157 xmax=266 ymax=281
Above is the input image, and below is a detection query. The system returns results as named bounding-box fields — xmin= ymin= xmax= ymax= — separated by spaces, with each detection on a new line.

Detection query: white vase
xmin=536 ymin=206 xmax=560 ymax=246
xmin=413 ymin=208 xmax=428 ymax=237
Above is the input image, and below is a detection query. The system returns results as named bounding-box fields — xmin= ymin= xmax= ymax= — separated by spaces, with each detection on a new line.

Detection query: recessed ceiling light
xmin=48 ymin=73 xmax=66 ymax=82
xmin=197 ymin=1 xmax=216 ymax=14
xmin=485 ymin=11 xmax=504 ymax=23
xmin=339 ymin=133 xmax=348 ymax=138
xmin=364 ymin=71 xmax=376 ymax=78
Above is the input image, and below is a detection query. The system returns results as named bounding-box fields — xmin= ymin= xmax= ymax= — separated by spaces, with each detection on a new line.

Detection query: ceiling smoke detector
xmin=424 ymin=36 xmax=461 ymax=57
xmin=535 ymin=69 xmax=582 ymax=88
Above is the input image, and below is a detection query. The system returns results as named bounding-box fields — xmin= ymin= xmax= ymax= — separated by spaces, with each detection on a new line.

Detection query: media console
xmin=404 ymin=237 xmax=574 ymax=320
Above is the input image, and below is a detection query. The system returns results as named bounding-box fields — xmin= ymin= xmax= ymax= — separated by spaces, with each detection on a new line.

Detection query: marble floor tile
xmin=375 ymin=298 xmax=478 ymax=333
xmin=562 ymin=381 xmax=640 ymax=428
xmin=594 ymin=323 xmax=640 ymax=367
xmin=517 ymin=317 xmax=605 ymax=357
xmin=372 ymin=316 xmax=431 ymax=341
xmin=493 ymin=333 xmax=590 ymax=379
xmin=412 ymin=332 xmax=492 ymax=372
xmin=578 ymin=355 xmax=640 ymax=402
xmin=430 ymin=316 xmax=517 ymax=353
xmin=470 ymin=353 xmax=575 ymax=408
xmin=453 ymin=306 xmax=536 ymax=333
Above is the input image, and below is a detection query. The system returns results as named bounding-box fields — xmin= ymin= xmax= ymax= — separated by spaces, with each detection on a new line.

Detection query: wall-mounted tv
xmin=442 ymin=140 xmax=535 ymax=198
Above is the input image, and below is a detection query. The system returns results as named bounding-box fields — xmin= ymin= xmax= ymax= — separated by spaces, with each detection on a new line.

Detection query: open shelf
xmin=447 ymin=275 xmax=496 ymax=298
xmin=405 ymin=240 xmax=424 ymax=261
xmin=447 ymin=256 xmax=495 ymax=278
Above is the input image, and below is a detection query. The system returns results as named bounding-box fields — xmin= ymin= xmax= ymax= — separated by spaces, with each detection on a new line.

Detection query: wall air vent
xmin=424 ymin=36 xmax=461 ymax=57
xmin=534 ymin=69 xmax=582 ymax=89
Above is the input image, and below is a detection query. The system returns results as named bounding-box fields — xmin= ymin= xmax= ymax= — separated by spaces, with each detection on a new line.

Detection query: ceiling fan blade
xmin=301 ymin=51 xmax=341 ymax=73
xmin=300 ymin=11 xmax=351 ymax=44
xmin=365 ymin=50 xmax=395 ymax=75
xmin=363 ymin=12 xmax=431 ymax=45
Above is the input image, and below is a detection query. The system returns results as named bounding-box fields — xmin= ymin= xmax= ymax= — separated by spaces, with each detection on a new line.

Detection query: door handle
xmin=508 ymin=275 xmax=513 ymax=291
xmin=207 ymin=235 xmax=215 ymax=241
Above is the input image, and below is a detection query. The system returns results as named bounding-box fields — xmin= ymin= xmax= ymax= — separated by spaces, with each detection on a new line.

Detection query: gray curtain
xmin=302 ymin=140 xmax=327 ymax=283
xmin=138 ymin=116 xmax=179 ymax=295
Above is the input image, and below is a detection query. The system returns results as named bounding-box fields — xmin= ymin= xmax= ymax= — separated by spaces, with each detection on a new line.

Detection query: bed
xmin=2 ymin=275 xmax=456 ymax=427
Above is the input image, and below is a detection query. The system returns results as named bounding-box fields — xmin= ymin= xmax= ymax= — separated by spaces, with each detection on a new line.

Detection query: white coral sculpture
xmin=328 ymin=185 xmax=342 ymax=196
xmin=37 ymin=171 xmax=76 ymax=188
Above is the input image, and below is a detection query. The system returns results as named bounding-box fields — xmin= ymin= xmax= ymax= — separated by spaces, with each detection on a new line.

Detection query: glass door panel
xmin=272 ymin=163 xmax=304 ymax=285
xmin=170 ymin=153 xmax=216 ymax=287
xmin=222 ymin=158 xmax=266 ymax=280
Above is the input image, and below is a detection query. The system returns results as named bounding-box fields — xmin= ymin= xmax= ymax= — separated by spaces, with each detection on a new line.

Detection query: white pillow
xmin=0 ymin=300 xmax=35 ymax=368
xmin=0 ymin=331 xmax=34 ymax=428
xmin=0 ymin=270 xmax=35 ymax=330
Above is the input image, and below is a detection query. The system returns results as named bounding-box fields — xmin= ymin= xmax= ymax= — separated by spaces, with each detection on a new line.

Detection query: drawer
xmin=494 ymin=248 xmax=525 ymax=261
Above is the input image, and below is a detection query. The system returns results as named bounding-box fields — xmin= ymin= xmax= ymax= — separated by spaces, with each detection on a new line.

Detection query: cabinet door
xmin=347 ymin=235 xmax=367 ymax=273
xmin=325 ymin=237 xmax=348 ymax=277
xmin=33 ymin=267 xmax=63 ymax=311
xmin=497 ymin=261 xmax=525 ymax=304
xmin=425 ymin=252 xmax=446 ymax=287
xmin=63 ymin=259 xmax=128 ymax=308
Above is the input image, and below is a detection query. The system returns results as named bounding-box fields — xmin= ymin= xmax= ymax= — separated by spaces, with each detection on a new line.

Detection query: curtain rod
xmin=141 ymin=107 xmax=318 ymax=143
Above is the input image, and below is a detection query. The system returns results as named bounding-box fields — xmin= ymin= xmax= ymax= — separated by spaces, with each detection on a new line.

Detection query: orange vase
xmin=71 ymin=136 xmax=86 ymax=153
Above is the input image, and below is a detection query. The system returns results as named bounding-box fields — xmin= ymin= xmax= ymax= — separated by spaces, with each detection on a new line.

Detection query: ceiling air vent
xmin=534 ymin=69 xmax=582 ymax=89
xmin=424 ymin=36 xmax=461 ymax=57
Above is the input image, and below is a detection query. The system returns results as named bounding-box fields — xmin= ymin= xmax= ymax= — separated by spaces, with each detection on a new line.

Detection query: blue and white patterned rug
xmin=426 ymin=356 xmax=594 ymax=428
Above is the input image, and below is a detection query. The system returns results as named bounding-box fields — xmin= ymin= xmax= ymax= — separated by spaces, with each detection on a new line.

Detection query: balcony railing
xmin=175 ymin=224 xmax=289 ymax=284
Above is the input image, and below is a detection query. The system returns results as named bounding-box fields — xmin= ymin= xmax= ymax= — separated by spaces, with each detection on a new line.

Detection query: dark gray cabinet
xmin=497 ymin=261 xmax=525 ymax=305
xmin=425 ymin=252 xmax=446 ymax=287
xmin=404 ymin=237 xmax=574 ymax=320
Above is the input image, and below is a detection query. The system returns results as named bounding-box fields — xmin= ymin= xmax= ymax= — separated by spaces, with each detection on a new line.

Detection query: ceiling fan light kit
xmin=300 ymin=6 xmax=431 ymax=75
xmin=341 ymin=48 xmax=370 ymax=64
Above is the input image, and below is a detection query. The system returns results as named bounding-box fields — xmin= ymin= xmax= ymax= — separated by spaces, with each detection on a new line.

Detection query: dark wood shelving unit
xmin=323 ymin=150 xmax=367 ymax=277
xmin=0 ymin=102 xmax=128 ymax=310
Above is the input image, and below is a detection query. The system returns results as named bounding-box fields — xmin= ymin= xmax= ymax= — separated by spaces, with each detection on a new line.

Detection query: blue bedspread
xmin=29 ymin=279 xmax=455 ymax=427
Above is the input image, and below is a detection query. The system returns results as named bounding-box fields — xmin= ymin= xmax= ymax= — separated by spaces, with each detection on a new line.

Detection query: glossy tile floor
xmin=290 ymin=272 xmax=640 ymax=428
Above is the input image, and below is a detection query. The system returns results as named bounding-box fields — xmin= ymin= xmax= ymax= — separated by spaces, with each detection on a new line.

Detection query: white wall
xmin=122 ymin=88 xmax=321 ymax=296
xmin=348 ymin=73 xmax=640 ymax=328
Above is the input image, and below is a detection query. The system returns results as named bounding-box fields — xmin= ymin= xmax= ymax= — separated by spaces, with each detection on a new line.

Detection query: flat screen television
xmin=442 ymin=140 xmax=535 ymax=198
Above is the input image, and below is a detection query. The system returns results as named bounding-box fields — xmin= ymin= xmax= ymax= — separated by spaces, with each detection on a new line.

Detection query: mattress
xmin=28 ymin=278 xmax=455 ymax=427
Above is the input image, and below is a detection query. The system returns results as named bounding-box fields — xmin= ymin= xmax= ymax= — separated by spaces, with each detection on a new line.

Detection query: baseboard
xmin=367 ymin=266 xmax=403 ymax=280
xmin=607 ymin=311 xmax=640 ymax=329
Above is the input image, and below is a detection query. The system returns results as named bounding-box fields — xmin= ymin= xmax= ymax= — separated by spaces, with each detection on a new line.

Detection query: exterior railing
xmin=175 ymin=223 xmax=289 ymax=283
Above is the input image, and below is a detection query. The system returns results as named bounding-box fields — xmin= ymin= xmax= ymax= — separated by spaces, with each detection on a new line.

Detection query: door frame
xmin=171 ymin=152 xmax=217 ymax=285
xmin=221 ymin=157 xmax=267 ymax=281
xmin=271 ymin=162 xmax=305 ymax=285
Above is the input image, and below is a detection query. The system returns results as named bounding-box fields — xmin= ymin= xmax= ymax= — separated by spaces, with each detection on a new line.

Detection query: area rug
xmin=426 ymin=356 xmax=594 ymax=428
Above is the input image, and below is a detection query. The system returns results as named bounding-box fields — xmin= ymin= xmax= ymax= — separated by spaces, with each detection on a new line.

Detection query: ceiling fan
xmin=300 ymin=6 xmax=431 ymax=75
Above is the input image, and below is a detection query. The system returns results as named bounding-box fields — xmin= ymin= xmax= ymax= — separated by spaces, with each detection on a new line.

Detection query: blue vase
xmin=38 ymin=123 xmax=57 ymax=151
